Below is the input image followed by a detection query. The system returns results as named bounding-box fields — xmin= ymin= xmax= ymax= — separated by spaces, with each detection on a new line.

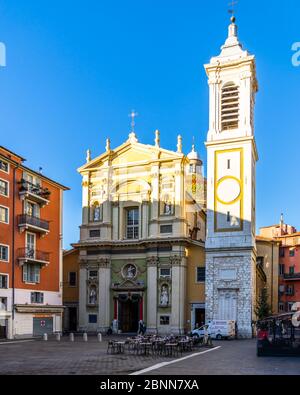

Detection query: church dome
xmin=187 ymin=144 xmax=200 ymax=160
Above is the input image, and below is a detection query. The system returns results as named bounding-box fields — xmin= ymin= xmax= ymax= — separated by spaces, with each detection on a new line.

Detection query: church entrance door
xmin=118 ymin=298 xmax=139 ymax=333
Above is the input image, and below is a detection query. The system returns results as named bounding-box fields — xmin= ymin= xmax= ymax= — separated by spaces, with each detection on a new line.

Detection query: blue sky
xmin=0 ymin=0 xmax=299 ymax=248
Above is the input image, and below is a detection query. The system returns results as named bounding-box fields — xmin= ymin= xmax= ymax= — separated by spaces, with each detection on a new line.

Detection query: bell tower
xmin=204 ymin=17 xmax=258 ymax=338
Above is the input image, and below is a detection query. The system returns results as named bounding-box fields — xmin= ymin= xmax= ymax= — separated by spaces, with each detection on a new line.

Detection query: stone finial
xmin=155 ymin=129 xmax=160 ymax=148
xmin=177 ymin=134 xmax=182 ymax=153
xmin=106 ymin=138 xmax=111 ymax=152
xmin=128 ymin=132 xmax=138 ymax=143
xmin=86 ymin=149 xmax=91 ymax=163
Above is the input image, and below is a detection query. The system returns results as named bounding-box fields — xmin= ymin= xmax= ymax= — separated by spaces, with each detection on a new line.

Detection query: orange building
xmin=0 ymin=146 xmax=69 ymax=338
xmin=259 ymin=215 xmax=300 ymax=313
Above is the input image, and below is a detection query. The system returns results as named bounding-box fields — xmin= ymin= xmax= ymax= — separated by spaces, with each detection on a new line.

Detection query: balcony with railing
xmin=18 ymin=179 xmax=51 ymax=206
xmin=284 ymin=273 xmax=300 ymax=281
xmin=18 ymin=214 xmax=50 ymax=235
xmin=17 ymin=247 xmax=50 ymax=267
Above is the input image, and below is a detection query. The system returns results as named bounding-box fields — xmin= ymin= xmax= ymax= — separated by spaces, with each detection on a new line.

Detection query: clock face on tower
xmin=216 ymin=176 xmax=241 ymax=205
xmin=214 ymin=148 xmax=244 ymax=232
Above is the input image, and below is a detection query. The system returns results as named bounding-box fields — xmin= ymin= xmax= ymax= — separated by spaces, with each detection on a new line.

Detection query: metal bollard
xmin=83 ymin=332 xmax=88 ymax=342
xmin=43 ymin=333 xmax=48 ymax=341
xmin=97 ymin=333 xmax=102 ymax=342
xmin=56 ymin=333 xmax=61 ymax=341
xmin=69 ymin=333 xmax=74 ymax=342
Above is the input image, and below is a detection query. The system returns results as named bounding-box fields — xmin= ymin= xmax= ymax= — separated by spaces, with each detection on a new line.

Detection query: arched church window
xmin=221 ymin=82 xmax=239 ymax=130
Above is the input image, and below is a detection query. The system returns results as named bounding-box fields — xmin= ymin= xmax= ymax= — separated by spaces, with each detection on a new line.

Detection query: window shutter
xmin=35 ymin=267 xmax=40 ymax=283
xmin=221 ymin=83 xmax=239 ymax=130
xmin=31 ymin=292 xmax=35 ymax=303
xmin=23 ymin=265 xmax=28 ymax=282
xmin=41 ymin=293 xmax=44 ymax=303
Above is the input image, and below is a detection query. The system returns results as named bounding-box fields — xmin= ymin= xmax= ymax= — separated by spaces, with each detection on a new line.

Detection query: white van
xmin=192 ymin=320 xmax=235 ymax=340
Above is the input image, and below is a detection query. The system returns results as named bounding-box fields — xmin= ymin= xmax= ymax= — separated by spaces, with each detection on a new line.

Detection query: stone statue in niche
xmin=93 ymin=205 xmax=101 ymax=221
xmin=160 ymin=285 xmax=169 ymax=306
xmin=89 ymin=287 xmax=97 ymax=304
xmin=163 ymin=194 xmax=172 ymax=215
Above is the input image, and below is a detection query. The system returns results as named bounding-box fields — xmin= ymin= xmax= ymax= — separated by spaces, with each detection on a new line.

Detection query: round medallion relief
xmin=122 ymin=264 xmax=137 ymax=280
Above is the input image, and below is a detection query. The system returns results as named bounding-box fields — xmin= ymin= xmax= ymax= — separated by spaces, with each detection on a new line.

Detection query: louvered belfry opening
xmin=221 ymin=82 xmax=239 ymax=130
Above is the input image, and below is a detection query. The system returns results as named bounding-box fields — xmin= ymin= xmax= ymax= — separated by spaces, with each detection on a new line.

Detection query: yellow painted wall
xmin=63 ymin=249 xmax=79 ymax=304
xmin=185 ymin=245 xmax=206 ymax=330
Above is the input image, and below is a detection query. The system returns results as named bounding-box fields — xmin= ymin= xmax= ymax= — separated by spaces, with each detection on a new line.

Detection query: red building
xmin=0 ymin=146 xmax=69 ymax=338
xmin=259 ymin=216 xmax=300 ymax=313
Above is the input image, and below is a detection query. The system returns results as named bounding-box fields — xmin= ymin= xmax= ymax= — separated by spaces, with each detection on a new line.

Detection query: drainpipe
xmin=11 ymin=164 xmax=18 ymax=338
xmin=271 ymin=242 xmax=274 ymax=312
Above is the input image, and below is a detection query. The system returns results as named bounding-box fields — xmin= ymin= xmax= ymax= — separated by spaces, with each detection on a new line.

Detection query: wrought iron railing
xmin=19 ymin=179 xmax=51 ymax=199
xmin=17 ymin=247 xmax=50 ymax=262
xmin=18 ymin=214 xmax=50 ymax=231
xmin=284 ymin=273 xmax=300 ymax=280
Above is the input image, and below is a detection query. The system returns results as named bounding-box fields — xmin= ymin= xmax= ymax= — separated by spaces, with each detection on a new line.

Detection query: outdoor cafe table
xmin=139 ymin=342 xmax=152 ymax=356
xmin=115 ymin=341 xmax=125 ymax=354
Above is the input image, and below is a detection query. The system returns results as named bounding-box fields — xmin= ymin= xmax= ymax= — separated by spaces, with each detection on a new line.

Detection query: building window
xmin=159 ymin=268 xmax=171 ymax=278
xmin=278 ymin=302 xmax=285 ymax=312
xmin=0 ymin=297 xmax=7 ymax=311
xmin=0 ymin=206 xmax=8 ymax=224
xmin=126 ymin=208 xmax=139 ymax=239
xmin=160 ymin=316 xmax=170 ymax=325
xmin=160 ymin=225 xmax=173 ymax=234
xmin=256 ymin=256 xmax=264 ymax=268
xmin=89 ymin=229 xmax=100 ymax=238
xmin=88 ymin=314 xmax=97 ymax=324
xmin=279 ymin=264 xmax=285 ymax=275
xmin=279 ymin=247 xmax=285 ymax=257
xmin=25 ymin=201 xmax=40 ymax=218
xmin=69 ymin=272 xmax=77 ymax=286
xmin=289 ymin=249 xmax=295 ymax=257
xmin=221 ymin=82 xmax=239 ymax=131
xmin=196 ymin=267 xmax=206 ymax=282
xmin=0 ymin=274 xmax=8 ymax=289
xmin=286 ymin=285 xmax=294 ymax=296
xmin=227 ymin=159 xmax=231 ymax=169
xmin=227 ymin=211 xmax=230 ymax=222
xmin=0 ymin=245 xmax=8 ymax=262
xmin=0 ymin=179 xmax=8 ymax=197
xmin=23 ymin=264 xmax=40 ymax=283
xmin=0 ymin=160 xmax=9 ymax=173
xmin=289 ymin=266 xmax=295 ymax=275
xmin=31 ymin=292 xmax=44 ymax=304
xmin=89 ymin=270 xmax=98 ymax=279
xmin=288 ymin=302 xmax=295 ymax=312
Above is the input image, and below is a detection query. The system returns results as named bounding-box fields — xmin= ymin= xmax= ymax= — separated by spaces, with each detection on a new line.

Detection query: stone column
xmin=81 ymin=174 xmax=90 ymax=226
xmin=170 ymin=254 xmax=186 ymax=335
xmin=146 ymin=256 xmax=159 ymax=333
xmin=149 ymin=164 xmax=159 ymax=237
xmin=141 ymin=196 xmax=149 ymax=239
xmin=112 ymin=201 xmax=119 ymax=240
xmin=78 ymin=259 xmax=88 ymax=331
xmin=98 ymin=257 xmax=111 ymax=332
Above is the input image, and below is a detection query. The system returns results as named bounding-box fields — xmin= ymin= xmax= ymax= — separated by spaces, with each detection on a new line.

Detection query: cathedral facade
xmin=73 ymin=131 xmax=206 ymax=334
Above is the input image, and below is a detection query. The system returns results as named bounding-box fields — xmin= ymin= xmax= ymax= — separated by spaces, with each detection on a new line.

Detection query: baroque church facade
xmin=73 ymin=17 xmax=258 ymax=337
xmin=74 ymin=131 xmax=206 ymax=334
